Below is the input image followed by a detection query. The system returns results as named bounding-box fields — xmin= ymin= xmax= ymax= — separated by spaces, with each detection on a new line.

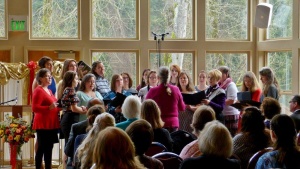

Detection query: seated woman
xmin=116 ymin=95 xmax=141 ymax=130
xmin=179 ymin=105 xmax=216 ymax=160
xmin=104 ymin=74 xmax=131 ymax=123
xmin=76 ymin=112 xmax=115 ymax=169
xmin=233 ymin=107 xmax=271 ymax=169
xmin=180 ymin=120 xmax=240 ymax=169
xmin=126 ymin=119 xmax=164 ymax=169
xmin=260 ymin=97 xmax=281 ymax=129
xmin=91 ymin=127 xmax=146 ymax=169
xmin=141 ymin=99 xmax=173 ymax=151
xmin=256 ymin=114 xmax=300 ymax=169
xmin=202 ymin=69 xmax=226 ymax=123
xmin=121 ymin=72 xmax=138 ymax=95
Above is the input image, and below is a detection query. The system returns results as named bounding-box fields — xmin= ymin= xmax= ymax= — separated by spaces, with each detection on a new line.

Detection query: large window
xmin=92 ymin=51 xmax=137 ymax=87
xmin=150 ymin=0 xmax=193 ymax=39
xmin=0 ymin=0 xmax=6 ymax=39
xmin=267 ymin=0 xmax=292 ymax=39
xmin=149 ymin=52 xmax=194 ymax=77
xmin=206 ymin=0 xmax=248 ymax=40
xmin=205 ymin=52 xmax=248 ymax=87
xmin=30 ymin=0 xmax=79 ymax=39
xmin=91 ymin=0 xmax=137 ymax=39
xmin=267 ymin=51 xmax=292 ymax=114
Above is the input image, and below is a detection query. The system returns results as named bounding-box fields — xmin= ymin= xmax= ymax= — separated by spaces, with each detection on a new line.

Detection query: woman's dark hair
xmin=140 ymin=68 xmax=150 ymax=88
xmin=62 ymin=71 xmax=77 ymax=89
xmin=79 ymin=73 xmax=96 ymax=92
xmin=271 ymin=114 xmax=299 ymax=167
xmin=38 ymin=56 xmax=52 ymax=68
xmin=242 ymin=107 xmax=270 ymax=150
xmin=91 ymin=61 xmax=102 ymax=76
xmin=121 ymin=72 xmax=133 ymax=88
xmin=36 ymin=68 xmax=51 ymax=85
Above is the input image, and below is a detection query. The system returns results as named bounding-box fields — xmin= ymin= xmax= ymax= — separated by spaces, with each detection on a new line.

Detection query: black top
xmin=291 ymin=109 xmax=300 ymax=132
xmin=153 ymin=128 xmax=173 ymax=152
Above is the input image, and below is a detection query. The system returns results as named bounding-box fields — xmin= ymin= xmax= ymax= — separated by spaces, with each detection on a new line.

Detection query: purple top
xmin=146 ymin=83 xmax=185 ymax=128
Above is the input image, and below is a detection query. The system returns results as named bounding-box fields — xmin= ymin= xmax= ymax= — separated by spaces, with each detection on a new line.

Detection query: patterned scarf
xmin=219 ymin=78 xmax=232 ymax=89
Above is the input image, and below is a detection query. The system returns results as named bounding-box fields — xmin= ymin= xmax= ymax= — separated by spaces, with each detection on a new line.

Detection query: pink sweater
xmin=146 ymin=83 xmax=185 ymax=128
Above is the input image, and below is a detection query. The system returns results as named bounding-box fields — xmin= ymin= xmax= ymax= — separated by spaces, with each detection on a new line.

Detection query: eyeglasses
xmin=149 ymin=77 xmax=157 ymax=80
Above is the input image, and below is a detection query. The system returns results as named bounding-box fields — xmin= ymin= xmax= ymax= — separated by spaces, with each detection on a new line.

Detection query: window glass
xmin=92 ymin=52 xmax=137 ymax=87
xmin=150 ymin=0 xmax=193 ymax=39
xmin=267 ymin=0 xmax=292 ymax=39
xmin=0 ymin=0 xmax=6 ymax=38
xmin=91 ymin=0 xmax=136 ymax=39
xmin=205 ymin=53 xmax=248 ymax=87
xmin=267 ymin=51 xmax=292 ymax=114
xmin=149 ymin=52 xmax=193 ymax=76
xmin=31 ymin=0 xmax=79 ymax=39
xmin=206 ymin=0 xmax=248 ymax=40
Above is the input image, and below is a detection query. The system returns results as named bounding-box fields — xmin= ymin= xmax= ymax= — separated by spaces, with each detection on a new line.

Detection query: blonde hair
xmin=241 ymin=71 xmax=260 ymax=93
xmin=92 ymin=127 xmax=146 ymax=169
xmin=77 ymin=113 xmax=115 ymax=169
xmin=141 ymin=99 xmax=164 ymax=129
xmin=199 ymin=120 xmax=233 ymax=158
xmin=208 ymin=69 xmax=222 ymax=82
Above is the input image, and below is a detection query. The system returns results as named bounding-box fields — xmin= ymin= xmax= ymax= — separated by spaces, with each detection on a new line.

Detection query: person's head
xmin=93 ymin=127 xmax=144 ymax=169
xmin=91 ymin=61 xmax=105 ymax=77
xmin=207 ymin=69 xmax=222 ymax=86
xmin=86 ymin=105 xmax=106 ymax=132
xmin=241 ymin=71 xmax=260 ymax=92
xmin=141 ymin=68 xmax=151 ymax=87
xmin=110 ymin=74 xmax=123 ymax=91
xmin=199 ymin=120 xmax=233 ymax=158
xmin=270 ymin=114 xmax=297 ymax=151
xmin=289 ymin=95 xmax=300 ymax=113
xmin=36 ymin=68 xmax=52 ymax=86
xmin=198 ymin=70 xmax=208 ymax=85
xmin=121 ymin=72 xmax=133 ymax=89
xmin=177 ymin=72 xmax=195 ymax=92
xmin=126 ymin=119 xmax=154 ymax=156
xmin=146 ymin=70 xmax=158 ymax=87
xmin=140 ymin=99 xmax=164 ymax=129
xmin=62 ymin=70 xmax=78 ymax=89
xmin=241 ymin=107 xmax=265 ymax=133
xmin=259 ymin=67 xmax=274 ymax=85
xmin=218 ymin=66 xmax=230 ymax=83
xmin=158 ymin=66 xmax=169 ymax=84
xmin=87 ymin=98 xmax=104 ymax=109
xmin=79 ymin=73 xmax=96 ymax=92
xmin=60 ymin=59 xmax=77 ymax=79
xmin=122 ymin=95 xmax=141 ymax=119
xmin=38 ymin=56 xmax=53 ymax=72
xmin=170 ymin=64 xmax=181 ymax=81
xmin=191 ymin=105 xmax=216 ymax=136
xmin=93 ymin=113 xmax=116 ymax=131
xmin=260 ymin=97 xmax=281 ymax=120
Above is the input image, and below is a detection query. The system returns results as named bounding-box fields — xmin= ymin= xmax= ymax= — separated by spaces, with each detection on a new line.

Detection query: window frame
xmin=0 ymin=0 xmax=7 ymax=40
xmin=29 ymin=0 xmax=81 ymax=40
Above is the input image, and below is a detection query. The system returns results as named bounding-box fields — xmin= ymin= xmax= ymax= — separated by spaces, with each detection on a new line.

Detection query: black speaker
xmin=254 ymin=3 xmax=273 ymax=28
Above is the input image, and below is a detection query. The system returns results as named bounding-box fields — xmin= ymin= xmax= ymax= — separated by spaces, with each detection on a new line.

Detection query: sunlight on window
xmin=0 ymin=0 xmax=6 ymax=38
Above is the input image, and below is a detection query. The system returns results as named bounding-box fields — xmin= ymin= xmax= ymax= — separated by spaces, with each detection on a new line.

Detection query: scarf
xmin=219 ymin=77 xmax=232 ymax=89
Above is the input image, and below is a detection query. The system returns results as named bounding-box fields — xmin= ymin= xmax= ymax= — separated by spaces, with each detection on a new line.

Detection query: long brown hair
xmin=241 ymin=71 xmax=260 ymax=92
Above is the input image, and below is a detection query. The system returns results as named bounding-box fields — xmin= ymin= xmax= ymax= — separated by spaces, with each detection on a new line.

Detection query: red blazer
xmin=32 ymin=86 xmax=60 ymax=130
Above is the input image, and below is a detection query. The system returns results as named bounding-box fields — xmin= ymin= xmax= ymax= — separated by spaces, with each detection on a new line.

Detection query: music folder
xmin=109 ymin=93 xmax=127 ymax=107
xmin=231 ymin=100 xmax=261 ymax=111
xmin=181 ymin=91 xmax=206 ymax=105
xmin=78 ymin=61 xmax=91 ymax=73
xmin=237 ymin=91 xmax=251 ymax=101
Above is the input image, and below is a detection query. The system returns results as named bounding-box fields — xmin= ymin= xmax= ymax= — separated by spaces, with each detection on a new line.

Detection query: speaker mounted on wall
xmin=254 ymin=3 xmax=273 ymax=28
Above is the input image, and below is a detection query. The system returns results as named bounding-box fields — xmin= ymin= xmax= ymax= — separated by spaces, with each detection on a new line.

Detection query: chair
xmin=247 ymin=147 xmax=273 ymax=169
xmin=170 ymin=130 xmax=197 ymax=154
xmin=152 ymin=152 xmax=183 ymax=169
xmin=145 ymin=142 xmax=168 ymax=156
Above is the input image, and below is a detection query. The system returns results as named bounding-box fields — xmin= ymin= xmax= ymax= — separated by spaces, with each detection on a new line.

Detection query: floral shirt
xmin=61 ymin=87 xmax=80 ymax=110
xmin=255 ymin=150 xmax=284 ymax=169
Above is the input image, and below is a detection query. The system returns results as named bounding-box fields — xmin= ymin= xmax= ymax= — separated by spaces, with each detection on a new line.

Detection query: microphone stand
xmin=152 ymin=32 xmax=169 ymax=67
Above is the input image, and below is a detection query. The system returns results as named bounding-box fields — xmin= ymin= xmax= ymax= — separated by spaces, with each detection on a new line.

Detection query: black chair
xmin=247 ymin=147 xmax=273 ymax=169
xmin=170 ymin=130 xmax=197 ymax=154
xmin=152 ymin=152 xmax=183 ymax=169
xmin=145 ymin=142 xmax=168 ymax=156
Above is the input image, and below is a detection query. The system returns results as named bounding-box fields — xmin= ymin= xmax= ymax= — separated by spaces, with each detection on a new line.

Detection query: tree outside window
xmin=0 ymin=0 xmax=5 ymax=38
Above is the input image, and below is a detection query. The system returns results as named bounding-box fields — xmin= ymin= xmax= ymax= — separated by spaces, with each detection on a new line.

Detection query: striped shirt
xmin=95 ymin=75 xmax=110 ymax=97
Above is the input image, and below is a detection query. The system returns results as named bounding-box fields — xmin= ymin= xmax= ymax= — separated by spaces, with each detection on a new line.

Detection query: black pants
xmin=60 ymin=112 xmax=79 ymax=144
xmin=35 ymin=129 xmax=58 ymax=169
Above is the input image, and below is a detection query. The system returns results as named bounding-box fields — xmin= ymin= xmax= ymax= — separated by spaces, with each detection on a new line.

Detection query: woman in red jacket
xmin=32 ymin=68 xmax=60 ymax=169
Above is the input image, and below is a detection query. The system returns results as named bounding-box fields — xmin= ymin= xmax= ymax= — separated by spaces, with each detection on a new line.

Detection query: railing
xmin=0 ymin=106 xmax=63 ymax=168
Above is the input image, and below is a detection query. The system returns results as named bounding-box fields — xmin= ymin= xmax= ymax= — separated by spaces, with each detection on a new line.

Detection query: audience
xmin=126 ymin=119 xmax=164 ymax=169
xmin=180 ymin=120 xmax=240 ymax=169
xmin=140 ymin=99 xmax=173 ymax=151
xmin=233 ymin=107 xmax=271 ymax=169
xmin=179 ymin=105 xmax=216 ymax=160
xmin=146 ymin=66 xmax=185 ymax=133
xmin=256 ymin=114 xmax=300 ymax=169
xmin=289 ymin=95 xmax=300 ymax=132
xmin=260 ymin=97 xmax=281 ymax=129
xmin=91 ymin=127 xmax=146 ymax=169
xmin=116 ymin=95 xmax=141 ymax=130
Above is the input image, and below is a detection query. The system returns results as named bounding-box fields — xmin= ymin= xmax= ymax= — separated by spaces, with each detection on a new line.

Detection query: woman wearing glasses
xmin=138 ymin=70 xmax=158 ymax=102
